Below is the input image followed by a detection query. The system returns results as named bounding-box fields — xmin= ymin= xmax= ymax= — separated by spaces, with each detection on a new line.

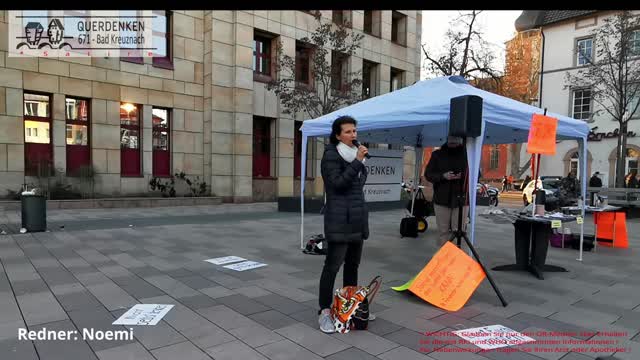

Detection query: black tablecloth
xmin=492 ymin=217 xmax=568 ymax=280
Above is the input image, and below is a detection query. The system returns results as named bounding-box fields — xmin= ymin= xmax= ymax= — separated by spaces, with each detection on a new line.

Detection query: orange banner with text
xmin=527 ymin=114 xmax=558 ymax=155
xmin=408 ymin=242 xmax=486 ymax=311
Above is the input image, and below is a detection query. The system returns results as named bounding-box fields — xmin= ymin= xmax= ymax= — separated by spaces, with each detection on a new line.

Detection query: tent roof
xmin=300 ymin=76 xmax=589 ymax=147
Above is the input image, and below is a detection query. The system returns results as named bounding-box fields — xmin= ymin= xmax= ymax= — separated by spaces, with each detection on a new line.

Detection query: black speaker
xmin=449 ymin=95 xmax=483 ymax=138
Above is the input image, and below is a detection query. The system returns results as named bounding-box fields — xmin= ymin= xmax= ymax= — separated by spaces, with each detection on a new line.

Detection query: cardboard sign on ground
xmin=204 ymin=256 xmax=246 ymax=265
xmin=527 ymin=114 xmax=558 ymax=155
xmin=408 ymin=242 xmax=485 ymax=311
xmin=453 ymin=324 xmax=535 ymax=350
xmin=112 ymin=304 xmax=174 ymax=326
xmin=223 ymin=260 xmax=268 ymax=272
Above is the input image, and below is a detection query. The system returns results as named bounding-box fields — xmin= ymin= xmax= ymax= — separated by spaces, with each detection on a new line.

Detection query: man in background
xmin=559 ymin=170 xmax=580 ymax=207
xmin=424 ymin=136 xmax=468 ymax=246
xmin=589 ymin=171 xmax=602 ymax=205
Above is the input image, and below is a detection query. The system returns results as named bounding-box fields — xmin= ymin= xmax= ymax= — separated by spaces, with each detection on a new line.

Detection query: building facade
xmin=0 ymin=10 xmax=422 ymax=202
xmin=516 ymin=10 xmax=640 ymax=187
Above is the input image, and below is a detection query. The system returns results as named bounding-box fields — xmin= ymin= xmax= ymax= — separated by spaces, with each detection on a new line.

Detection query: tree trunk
xmin=509 ymin=144 xmax=524 ymax=177
xmin=621 ymin=122 xmax=629 ymax=187
xmin=615 ymin=122 xmax=626 ymax=187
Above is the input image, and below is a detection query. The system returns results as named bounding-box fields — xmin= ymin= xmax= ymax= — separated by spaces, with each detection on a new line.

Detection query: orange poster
xmin=527 ymin=114 xmax=558 ymax=155
xmin=408 ymin=242 xmax=486 ymax=312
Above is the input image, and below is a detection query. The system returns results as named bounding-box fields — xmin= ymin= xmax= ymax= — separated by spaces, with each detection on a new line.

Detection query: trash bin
xmin=21 ymin=194 xmax=47 ymax=232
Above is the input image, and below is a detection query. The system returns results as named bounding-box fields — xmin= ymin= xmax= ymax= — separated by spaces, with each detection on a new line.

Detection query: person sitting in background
xmin=625 ymin=170 xmax=639 ymax=188
xmin=559 ymin=170 xmax=580 ymax=206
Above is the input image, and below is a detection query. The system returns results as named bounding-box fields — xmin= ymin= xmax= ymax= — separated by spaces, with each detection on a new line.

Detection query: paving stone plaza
xmin=1 ymin=203 xmax=639 ymax=360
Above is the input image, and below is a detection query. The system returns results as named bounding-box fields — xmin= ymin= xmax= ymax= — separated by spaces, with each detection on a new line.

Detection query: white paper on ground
xmin=112 ymin=304 xmax=174 ymax=326
xmin=204 ymin=256 xmax=247 ymax=265
xmin=453 ymin=324 xmax=535 ymax=350
xmin=223 ymin=260 xmax=268 ymax=272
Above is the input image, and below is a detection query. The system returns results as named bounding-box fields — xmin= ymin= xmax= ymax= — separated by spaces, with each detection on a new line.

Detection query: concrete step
xmin=0 ymin=196 xmax=223 ymax=211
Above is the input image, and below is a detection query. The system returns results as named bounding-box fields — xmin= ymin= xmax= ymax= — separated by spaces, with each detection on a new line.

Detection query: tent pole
xmin=577 ymin=138 xmax=587 ymax=262
xmin=300 ymin=135 xmax=309 ymax=250
xmin=411 ymin=146 xmax=423 ymax=215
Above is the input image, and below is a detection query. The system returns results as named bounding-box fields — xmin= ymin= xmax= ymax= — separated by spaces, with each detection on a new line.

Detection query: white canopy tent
xmin=300 ymin=76 xmax=591 ymax=260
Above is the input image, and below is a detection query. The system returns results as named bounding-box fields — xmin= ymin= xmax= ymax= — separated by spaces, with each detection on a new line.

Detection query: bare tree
xmin=422 ymin=10 xmax=501 ymax=83
xmin=266 ymin=14 xmax=364 ymax=119
xmin=565 ymin=11 xmax=640 ymax=187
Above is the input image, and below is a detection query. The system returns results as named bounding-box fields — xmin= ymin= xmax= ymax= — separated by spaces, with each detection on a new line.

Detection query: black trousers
xmin=318 ymin=240 xmax=363 ymax=310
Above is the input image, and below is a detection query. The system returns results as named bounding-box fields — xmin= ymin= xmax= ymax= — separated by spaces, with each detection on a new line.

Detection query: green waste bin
xmin=21 ymin=194 xmax=47 ymax=232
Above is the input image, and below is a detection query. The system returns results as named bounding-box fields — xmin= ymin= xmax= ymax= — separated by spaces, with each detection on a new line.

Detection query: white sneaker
xmin=318 ymin=309 xmax=335 ymax=333
xmin=368 ymin=312 xmax=376 ymax=321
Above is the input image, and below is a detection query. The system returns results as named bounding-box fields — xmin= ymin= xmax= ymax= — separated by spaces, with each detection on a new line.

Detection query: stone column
xmin=232 ymin=16 xmax=255 ymax=203
xmin=92 ymin=86 xmax=122 ymax=196
xmin=275 ymin=36 xmax=296 ymax=199
xmin=210 ymin=11 xmax=236 ymax=201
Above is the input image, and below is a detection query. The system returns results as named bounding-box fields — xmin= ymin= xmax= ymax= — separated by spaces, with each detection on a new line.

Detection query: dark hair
xmin=330 ymin=116 xmax=357 ymax=144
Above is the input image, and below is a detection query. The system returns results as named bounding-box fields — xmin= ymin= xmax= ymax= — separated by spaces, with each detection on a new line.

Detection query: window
xmin=24 ymin=93 xmax=53 ymax=176
xmin=295 ymin=42 xmax=313 ymax=87
xmin=332 ymin=10 xmax=351 ymax=26
xmin=253 ymin=33 xmax=272 ymax=77
xmin=572 ymin=89 xmax=592 ymax=120
xmin=390 ymin=67 xmax=404 ymax=92
xmin=152 ymin=11 xmax=173 ymax=69
xmin=570 ymin=152 xmax=579 ymax=176
xmin=626 ymin=148 xmax=639 ymax=175
xmin=65 ymin=97 xmax=90 ymax=176
xmin=120 ymin=10 xmax=144 ymax=64
xmin=630 ymin=94 xmax=640 ymax=119
xmin=331 ymin=51 xmax=349 ymax=92
xmin=362 ymin=60 xmax=378 ymax=98
xmin=253 ymin=116 xmax=272 ymax=178
xmin=576 ymin=37 xmax=593 ymax=66
xmin=489 ymin=145 xmax=500 ymax=170
xmin=120 ymin=103 xmax=142 ymax=176
xmin=625 ymin=83 xmax=640 ymax=119
xmin=152 ymin=107 xmax=171 ymax=177
xmin=363 ymin=10 xmax=381 ymax=37
xmin=630 ymin=29 xmax=640 ymax=57
xmin=391 ymin=11 xmax=407 ymax=46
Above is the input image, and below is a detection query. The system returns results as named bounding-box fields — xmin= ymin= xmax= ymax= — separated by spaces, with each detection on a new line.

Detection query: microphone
xmin=352 ymin=140 xmax=371 ymax=159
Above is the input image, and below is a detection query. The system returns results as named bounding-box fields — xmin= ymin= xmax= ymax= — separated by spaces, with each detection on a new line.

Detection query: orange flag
xmin=527 ymin=114 xmax=558 ymax=155
xmin=409 ymin=242 xmax=486 ymax=312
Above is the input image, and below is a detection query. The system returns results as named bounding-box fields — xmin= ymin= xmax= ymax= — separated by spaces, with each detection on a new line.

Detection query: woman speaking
xmin=317 ymin=115 xmax=371 ymax=333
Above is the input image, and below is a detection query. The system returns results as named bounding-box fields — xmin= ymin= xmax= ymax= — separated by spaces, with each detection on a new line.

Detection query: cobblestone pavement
xmin=1 ymin=203 xmax=639 ymax=360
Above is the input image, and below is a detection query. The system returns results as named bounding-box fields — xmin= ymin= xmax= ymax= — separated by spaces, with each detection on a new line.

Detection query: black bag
xmin=570 ymin=234 xmax=595 ymax=252
xmin=351 ymin=276 xmax=382 ymax=330
xmin=303 ymin=234 xmax=327 ymax=255
xmin=400 ymin=217 xmax=418 ymax=238
xmin=351 ymin=297 xmax=370 ymax=330
xmin=406 ymin=189 xmax=434 ymax=218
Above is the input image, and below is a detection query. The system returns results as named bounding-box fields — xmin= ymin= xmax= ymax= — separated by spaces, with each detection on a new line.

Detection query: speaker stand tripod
xmin=448 ymin=137 xmax=508 ymax=307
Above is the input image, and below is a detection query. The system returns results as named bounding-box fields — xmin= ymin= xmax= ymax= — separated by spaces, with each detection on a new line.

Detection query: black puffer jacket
xmin=424 ymin=143 xmax=468 ymax=208
xmin=321 ymin=144 xmax=369 ymax=243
